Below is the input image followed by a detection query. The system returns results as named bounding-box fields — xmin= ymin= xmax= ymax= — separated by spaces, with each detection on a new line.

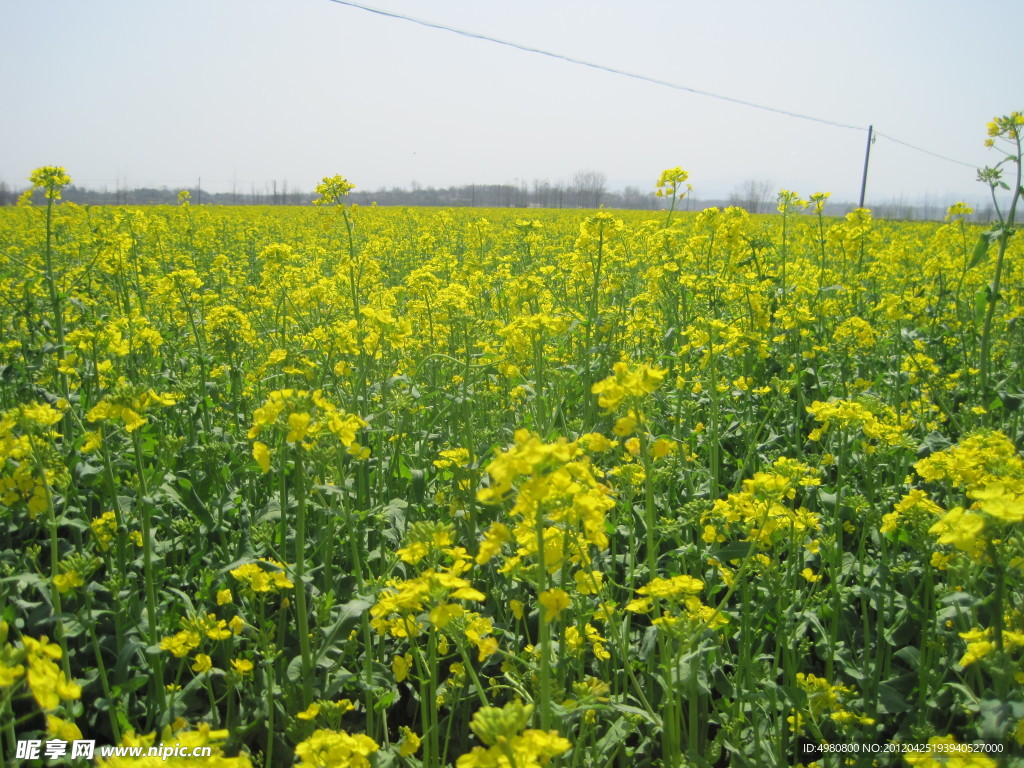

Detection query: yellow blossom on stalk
xmin=475 ymin=522 xmax=511 ymax=565
xmin=906 ymin=430 xmax=1024 ymax=561
xmin=231 ymin=659 xmax=254 ymax=676
xmin=370 ymin=567 xmax=484 ymax=639
xmin=252 ymin=441 xmax=271 ymax=473
xmin=578 ymin=432 xmax=617 ymax=453
xmin=538 ymin=588 xmax=571 ymax=623
xmin=397 ymin=521 xmax=456 ymax=565
xmin=832 ymin=316 xmax=876 ymax=349
xmin=95 ymin=722 xmax=254 ymax=767
xmin=392 ymin=653 xmax=413 ymax=683
xmin=655 ymin=167 xmax=691 ymax=199
xmin=476 ymin=429 xmax=613 ymax=579
xmin=456 ymin=701 xmax=571 ymax=768
xmin=248 ymin=389 xmax=366 ymax=466
xmin=90 ymin=511 xmax=118 ymax=551
xmin=564 ymin=623 xmax=610 ymax=661
xmin=435 ymin=447 xmax=471 ymax=469
xmin=0 ymin=404 xmax=72 ymax=519
xmin=398 ymin=726 xmax=422 ymax=757
xmin=313 ymin=175 xmax=356 ymax=205
xmin=573 ymin=569 xmax=604 ymax=595
xmin=806 ymin=398 xmax=905 ymax=447
xmin=28 ymin=166 xmax=72 ymax=200
xmin=801 ymin=568 xmax=821 ymax=584
xmin=87 ymin=388 xmax=179 ymax=434
xmin=295 ymin=729 xmax=378 ymax=768
xmin=703 ymin=458 xmax=821 ymax=548
xmin=790 ymin=673 xmax=875 ymax=736
xmin=160 ymin=614 xmax=232 ymax=659
xmin=776 ymin=189 xmax=807 ymax=214
xmin=967 ymin=482 xmax=1024 ymax=523
xmin=612 ymin=413 xmax=638 ymax=437
xmin=230 ymin=559 xmax=294 ymax=594
xmin=591 ymin=361 xmax=667 ymax=412
xmin=46 ymin=714 xmax=82 ymax=741
xmin=52 ymin=570 xmax=83 ymax=594
xmin=809 ymin=191 xmax=831 ymax=214
xmin=880 ymin=489 xmax=944 ymax=535
xmin=903 ymin=735 xmax=999 ymax=767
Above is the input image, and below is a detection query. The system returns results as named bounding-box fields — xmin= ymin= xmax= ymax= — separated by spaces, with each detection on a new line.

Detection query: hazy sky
xmin=2 ymin=0 xmax=1020 ymax=204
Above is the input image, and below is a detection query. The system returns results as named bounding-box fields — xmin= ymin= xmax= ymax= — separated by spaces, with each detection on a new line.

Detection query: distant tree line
xmin=0 ymin=170 xmax=666 ymax=210
xmin=0 ymin=175 xmax=989 ymax=221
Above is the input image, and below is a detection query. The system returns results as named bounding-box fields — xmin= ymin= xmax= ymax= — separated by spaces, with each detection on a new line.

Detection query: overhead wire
xmin=326 ymin=0 xmax=983 ymax=170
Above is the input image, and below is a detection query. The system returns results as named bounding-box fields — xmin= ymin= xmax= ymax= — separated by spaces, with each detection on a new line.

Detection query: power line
xmin=327 ymin=0 xmax=984 ymax=173
xmin=326 ymin=0 xmax=865 ymax=132
xmin=874 ymin=131 xmax=979 ymax=170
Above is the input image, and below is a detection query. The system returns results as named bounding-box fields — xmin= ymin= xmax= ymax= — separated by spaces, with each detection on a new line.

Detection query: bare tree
xmin=728 ymin=179 xmax=774 ymax=214
xmin=572 ymin=169 xmax=607 ymax=209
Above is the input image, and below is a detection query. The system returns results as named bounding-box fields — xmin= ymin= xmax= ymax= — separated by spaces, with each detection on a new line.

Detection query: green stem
xmin=292 ymin=451 xmax=314 ymax=708
xmin=133 ymin=430 xmax=167 ymax=713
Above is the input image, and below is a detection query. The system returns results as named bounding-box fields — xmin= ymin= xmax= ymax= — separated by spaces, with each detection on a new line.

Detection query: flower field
xmin=2 ymin=118 xmax=1024 ymax=767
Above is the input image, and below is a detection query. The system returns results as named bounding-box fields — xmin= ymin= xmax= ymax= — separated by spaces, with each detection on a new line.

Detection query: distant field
xmin=1 ymin=186 xmax=1022 ymax=767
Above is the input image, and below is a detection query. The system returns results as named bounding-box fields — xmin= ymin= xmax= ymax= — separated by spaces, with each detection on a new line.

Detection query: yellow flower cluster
xmin=591 ymin=361 xmax=667 ymax=413
xmin=626 ymin=574 xmax=726 ymax=633
xmin=477 ymin=429 xmax=613 ymax=577
xmin=87 ymin=387 xmax=179 ymax=434
xmin=370 ymin=565 xmax=485 ymax=638
xmin=0 ymin=623 xmax=81 ymax=712
xmin=903 ymin=735 xmax=999 ymax=768
xmin=230 ymin=559 xmax=295 ymax=594
xmin=789 ymin=672 xmax=875 ymax=734
xmin=249 ymin=388 xmax=367 ymax=471
xmin=456 ymin=701 xmax=571 ymax=768
xmin=95 ymin=722 xmax=253 ymax=768
xmin=911 ymin=431 xmax=1024 ymax=560
xmin=703 ymin=457 xmax=821 ymax=548
xmin=159 ymin=612 xmax=238 ymax=658
xmin=806 ymin=398 xmax=906 ymax=448
xmin=0 ymin=403 xmax=70 ymax=518
xmin=294 ymin=728 xmax=378 ymax=768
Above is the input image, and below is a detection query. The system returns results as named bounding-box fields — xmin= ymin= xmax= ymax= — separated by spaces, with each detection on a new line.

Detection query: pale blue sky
xmin=2 ymin=0 xmax=1020 ymax=205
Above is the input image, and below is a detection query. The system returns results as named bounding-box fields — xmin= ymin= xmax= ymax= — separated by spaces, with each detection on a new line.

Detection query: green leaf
xmin=968 ymin=231 xmax=992 ymax=269
xmin=314 ymin=597 xmax=373 ymax=664
xmin=974 ymin=288 xmax=990 ymax=326
xmin=592 ymin=718 xmax=636 ymax=764
xmin=876 ymin=682 xmax=912 ymax=714
xmin=716 ymin=541 xmax=753 ymax=561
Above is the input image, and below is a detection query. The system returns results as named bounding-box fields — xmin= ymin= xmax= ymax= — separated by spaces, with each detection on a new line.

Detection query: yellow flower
xmin=46 ymin=715 xmax=83 ymax=742
xmin=392 ymin=654 xmax=413 ymax=683
xmin=509 ymin=599 xmax=524 ymax=620
xmin=613 ymin=414 xmax=637 ymax=437
xmin=53 ymin=570 xmax=84 ymax=594
xmin=397 ymin=726 xmax=421 ymax=757
xmin=538 ymin=588 xmax=571 ymax=623
xmin=231 ymin=659 xmax=254 ymax=676
xmin=801 ymin=568 xmax=821 ymax=584
xmin=191 ymin=654 xmax=213 ymax=674
xmin=295 ymin=729 xmax=378 ymax=768
xmin=286 ymin=412 xmax=312 ymax=444
xmin=252 ymin=442 xmax=271 ymax=473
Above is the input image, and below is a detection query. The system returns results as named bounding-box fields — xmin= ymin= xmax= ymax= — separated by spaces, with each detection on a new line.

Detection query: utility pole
xmin=858 ymin=125 xmax=874 ymax=209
